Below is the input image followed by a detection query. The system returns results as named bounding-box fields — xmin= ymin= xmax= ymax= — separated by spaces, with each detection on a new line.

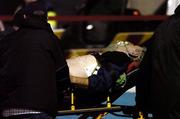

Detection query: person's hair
xmin=23 ymin=0 xmax=47 ymax=18
xmin=12 ymin=0 xmax=47 ymax=27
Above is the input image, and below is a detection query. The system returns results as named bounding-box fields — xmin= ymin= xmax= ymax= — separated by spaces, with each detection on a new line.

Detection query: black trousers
xmin=153 ymin=111 xmax=180 ymax=119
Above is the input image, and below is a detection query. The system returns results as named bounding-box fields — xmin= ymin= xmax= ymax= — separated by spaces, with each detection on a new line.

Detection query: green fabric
xmin=116 ymin=73 xmax=126 ymax=86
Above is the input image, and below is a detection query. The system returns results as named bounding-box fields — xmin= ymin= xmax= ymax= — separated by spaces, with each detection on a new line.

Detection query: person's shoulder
xmin=0 ymin=29 xmax=17 ymax=41
xmin=23 ymin=28 xmax=48 ymax=37
xmin=154 ymin=14 xmax=178 ymax=32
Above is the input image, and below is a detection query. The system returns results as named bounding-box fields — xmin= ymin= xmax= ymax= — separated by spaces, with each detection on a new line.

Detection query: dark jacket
xmin=136 ymin=5 xmax=180 ymax=115
xmin=0 ymin=17 xmax=70 ymax=115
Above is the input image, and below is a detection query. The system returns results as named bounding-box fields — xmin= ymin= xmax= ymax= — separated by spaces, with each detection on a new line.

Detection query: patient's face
xmin=117 ymin=43 xmax=144 ymax=57
xmin=111 ymin=41 xmax=146 ymax=60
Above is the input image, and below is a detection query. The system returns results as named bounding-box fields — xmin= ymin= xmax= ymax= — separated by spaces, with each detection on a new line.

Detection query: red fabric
xmin=127 ymin=61 xmax=140 ymax=73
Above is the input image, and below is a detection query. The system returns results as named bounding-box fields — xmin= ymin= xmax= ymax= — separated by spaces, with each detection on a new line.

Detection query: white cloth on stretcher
xmin=67 ymin=54 xmax=99 ymax=78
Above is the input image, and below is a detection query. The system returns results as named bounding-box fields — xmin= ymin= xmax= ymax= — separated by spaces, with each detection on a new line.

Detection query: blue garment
xmin=88 ymin=51 xmax=131 ymax=93
xmin=88 ymin=63 xmax=127 ymax=93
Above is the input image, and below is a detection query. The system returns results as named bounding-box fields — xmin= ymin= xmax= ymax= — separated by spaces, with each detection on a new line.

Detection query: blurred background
xmin=1 ymin=0 xmax=177 ymax=52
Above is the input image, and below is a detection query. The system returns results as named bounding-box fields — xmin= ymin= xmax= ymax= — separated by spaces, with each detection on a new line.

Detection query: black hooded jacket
xmin=136 ymin=5 xmax=180 ymax=115
xmin=0 ymin=16 xmax=70 ymax=115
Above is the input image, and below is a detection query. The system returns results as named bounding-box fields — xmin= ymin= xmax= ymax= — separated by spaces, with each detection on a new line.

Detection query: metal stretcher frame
xmin=57 ymin=105 xmax=136 ymax=116
xmin=56 ymin=69 xmax=145 ymax=119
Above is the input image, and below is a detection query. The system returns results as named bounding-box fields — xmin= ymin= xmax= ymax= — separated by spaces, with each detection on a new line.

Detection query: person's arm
xmin=56 ymin=64 xmax=71 ymax=91
xmin=0 ymin=20 xmax=5 ymax=31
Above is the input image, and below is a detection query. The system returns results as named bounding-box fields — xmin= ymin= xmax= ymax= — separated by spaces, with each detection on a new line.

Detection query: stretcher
xmin=58 ymin=41 xmax=147 ymax=119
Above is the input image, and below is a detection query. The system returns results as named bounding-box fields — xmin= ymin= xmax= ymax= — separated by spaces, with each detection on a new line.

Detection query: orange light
xmin=133 ymin=11 xmax=139 ymax=16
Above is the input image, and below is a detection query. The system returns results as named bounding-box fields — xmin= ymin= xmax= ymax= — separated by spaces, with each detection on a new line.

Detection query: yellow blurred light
xmin=48 ymin=11 xmax=58 ymax=29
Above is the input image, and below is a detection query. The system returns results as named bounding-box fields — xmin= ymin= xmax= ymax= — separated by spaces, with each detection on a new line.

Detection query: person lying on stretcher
xmin=66 ymin=41 xmax=146 ymax=92
xmin=58 ymin=41 xmax=146 ymax=110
